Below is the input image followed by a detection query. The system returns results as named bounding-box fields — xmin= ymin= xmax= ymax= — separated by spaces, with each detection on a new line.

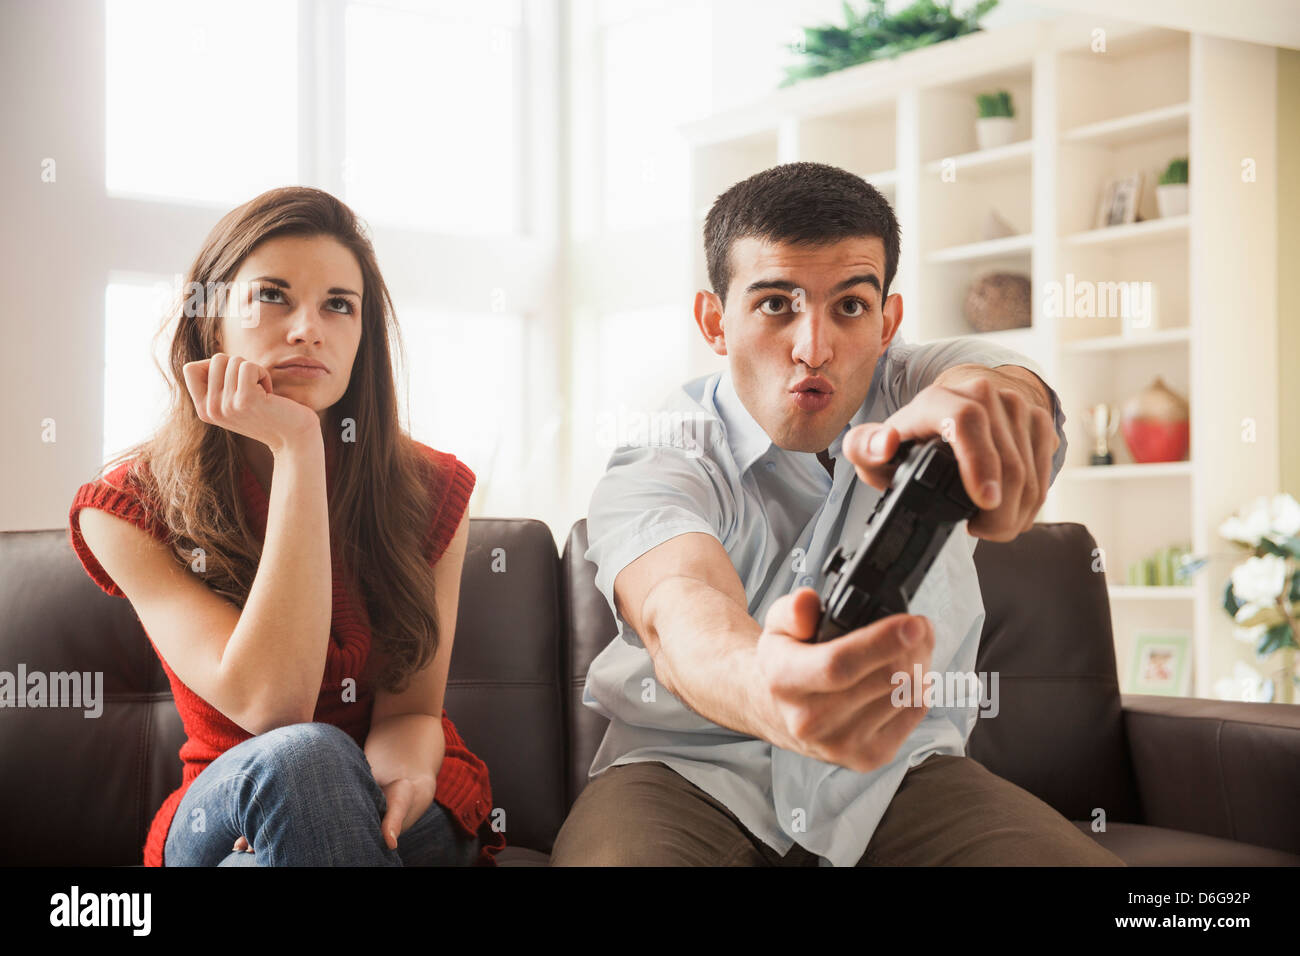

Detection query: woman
xmin=67 ymin=186 xmax=505 ymax=867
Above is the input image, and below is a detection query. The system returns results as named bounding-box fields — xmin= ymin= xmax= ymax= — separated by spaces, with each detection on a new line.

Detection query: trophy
xmin=1085 ymin=403 xmax=1120 ymax=465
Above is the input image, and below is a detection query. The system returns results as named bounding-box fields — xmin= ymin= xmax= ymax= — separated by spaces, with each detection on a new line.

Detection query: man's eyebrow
xmin=830 ymin=274 xmax=881 ymax=295
xmin=743 ymin=275 xmax=883 ymax=296
xmin=744 ymin=279 xmax=801 ymax=295
xmin=251 ymin=275 xmax=361 ymax=298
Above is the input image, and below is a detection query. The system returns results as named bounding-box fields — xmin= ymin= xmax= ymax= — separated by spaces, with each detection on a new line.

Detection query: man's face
xmin=695 ymin=235 xmax=902 ymax=454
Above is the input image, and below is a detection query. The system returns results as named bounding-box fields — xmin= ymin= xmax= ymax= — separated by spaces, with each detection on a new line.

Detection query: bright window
xmin=105 ymin=0 xmax=298 ymax=205
xmin=103 ymin=279 xmax=176 ymax=464
xmin=343 ymin=0 xmax=521 ymax=234
xmin=600 ymin=4 xmax=712 ymax=229
xmin=397 ymin=307 xmax=528 ymax=511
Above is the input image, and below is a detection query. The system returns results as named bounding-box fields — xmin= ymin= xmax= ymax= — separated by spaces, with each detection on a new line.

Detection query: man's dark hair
xmin=703 ymin=162 xmax=900 ymax=308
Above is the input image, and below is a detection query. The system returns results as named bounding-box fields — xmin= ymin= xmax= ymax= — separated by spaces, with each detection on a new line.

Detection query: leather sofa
xmin=2 ymin=519 xmax=1298 ymax=866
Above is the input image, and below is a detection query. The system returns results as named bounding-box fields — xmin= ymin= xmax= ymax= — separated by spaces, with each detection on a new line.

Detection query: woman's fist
xmin=182 ymin=353 xmax=320 ymax=453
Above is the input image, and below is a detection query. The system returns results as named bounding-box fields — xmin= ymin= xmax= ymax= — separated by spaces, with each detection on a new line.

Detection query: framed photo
xmin=1127 ymin=631 xmax=1191 ymax=696
xmin=1094 ymin=171 xmax=1143 ymax=228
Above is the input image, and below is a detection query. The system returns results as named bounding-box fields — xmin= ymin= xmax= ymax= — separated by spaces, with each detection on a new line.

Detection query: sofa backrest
xmin=0 ymin=519 xmax=570 ymax=864
xmin=0 ymin=517 xmax=1140 ymax=865
xmin=561 ymin=519 xmax=1141 ymax=831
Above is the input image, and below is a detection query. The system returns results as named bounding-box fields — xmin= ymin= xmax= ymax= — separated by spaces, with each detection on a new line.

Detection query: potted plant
xmin=975 ymin=90 xmax=1015 ymax=150
xmin=1156 ymin=156 xmax=1188 ymax=218
xmin=782 ymin=0 xmax=999 ymax=86
xmin=1182 ymin=493 xmax=1300 ymax=703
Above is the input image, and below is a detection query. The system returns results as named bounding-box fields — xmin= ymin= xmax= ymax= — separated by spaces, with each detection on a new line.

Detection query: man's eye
xmin=758 ymin=296 xmax=789 ymax=315
xmin=326 ymin=297 xmax=354 ymax=314
xmin=840 ymin=297 xmax=869 ymax=317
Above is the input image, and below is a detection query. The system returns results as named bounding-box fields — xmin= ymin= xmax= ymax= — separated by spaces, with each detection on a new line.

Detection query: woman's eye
xmin=758 ymin=296 xmax=789 ymax=315
xmin=326 ymin=297 xmax=354 ymax=314
xmin=257 ymin=287 xmax=285 ymax=304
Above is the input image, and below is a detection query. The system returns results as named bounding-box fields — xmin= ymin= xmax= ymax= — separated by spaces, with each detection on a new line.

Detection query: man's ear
xmin=880 ymin=292 xmax=903 ymax=350
xmin=694 ymin=289 xmax=728 ymax=357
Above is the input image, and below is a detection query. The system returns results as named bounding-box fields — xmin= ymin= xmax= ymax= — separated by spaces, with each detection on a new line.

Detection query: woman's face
xmin=219 ymin=233 xmax=364 ymax=425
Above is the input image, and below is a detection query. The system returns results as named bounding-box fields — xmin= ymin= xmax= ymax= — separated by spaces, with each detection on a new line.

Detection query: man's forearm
xmin=934 ymin=362 xmax=1052 ymax=415
xmin=639 ymin=575 xmax=771 ymax=741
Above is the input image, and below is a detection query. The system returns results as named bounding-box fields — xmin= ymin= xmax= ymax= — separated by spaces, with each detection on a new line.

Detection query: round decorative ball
xmin=1121 ymin=376 xmax=1189 ymax=463
xmin=964 ymin=272 xmax=1031 ymax=333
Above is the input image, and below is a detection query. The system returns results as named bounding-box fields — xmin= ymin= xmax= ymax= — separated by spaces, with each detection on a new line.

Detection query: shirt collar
xmin=713 ymin=354 xmax=887 ymax=476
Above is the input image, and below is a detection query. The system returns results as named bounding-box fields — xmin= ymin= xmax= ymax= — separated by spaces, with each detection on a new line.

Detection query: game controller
xmin=813 ymin=435 xmax=978 ymax=643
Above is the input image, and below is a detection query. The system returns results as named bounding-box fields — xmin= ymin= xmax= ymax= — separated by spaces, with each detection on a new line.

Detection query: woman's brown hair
xmin=94 ymin=185 xmax=447 ymax=694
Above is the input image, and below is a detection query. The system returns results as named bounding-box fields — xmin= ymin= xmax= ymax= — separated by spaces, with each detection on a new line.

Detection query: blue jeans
xmin=163 ymin=721 xmax=481 ymax=866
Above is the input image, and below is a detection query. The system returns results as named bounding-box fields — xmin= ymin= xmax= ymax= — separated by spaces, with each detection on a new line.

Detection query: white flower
xmin=1233 ymin=623 xmax=1266 ymax=645
xmin=1219 ymin=496 xmax=1273 ymax=546
xmin=1267 ymin=493 xmax=1300 ymax=539
xmin=1220 ymin=493 xmax=1300 ymax=546
xmin=1213 ymin=662 xmax=1271 ymax=702
xmin=1230 ymin=553 xmax=1287 ymax=605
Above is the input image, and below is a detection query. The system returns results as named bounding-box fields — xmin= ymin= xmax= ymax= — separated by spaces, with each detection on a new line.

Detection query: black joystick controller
xmin=813 ymin=435 xmax=978 ymax=643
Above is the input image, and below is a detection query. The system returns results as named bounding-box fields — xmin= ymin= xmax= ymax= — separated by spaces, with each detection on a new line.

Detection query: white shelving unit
xmin=681 ymin=15 xmax=1283 ymax=698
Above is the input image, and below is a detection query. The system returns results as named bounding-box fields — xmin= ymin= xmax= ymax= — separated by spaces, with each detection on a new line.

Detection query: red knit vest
xmin=67 ymin=437 xmax=505 ymax=866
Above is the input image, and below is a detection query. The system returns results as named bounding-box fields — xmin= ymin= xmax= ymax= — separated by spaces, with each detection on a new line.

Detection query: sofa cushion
xmin=1072 ymin=821 xmax=1300 ymax=866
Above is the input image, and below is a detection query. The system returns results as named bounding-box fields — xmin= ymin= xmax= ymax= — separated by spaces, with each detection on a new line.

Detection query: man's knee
xmin=551 ymin=761 xmax=754 ymax=866
xmin=866 ymin=754 xmax=1128 ymax=866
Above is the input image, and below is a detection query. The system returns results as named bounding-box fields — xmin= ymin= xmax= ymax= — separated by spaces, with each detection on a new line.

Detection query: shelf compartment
xmin=1108 ymin=585 xmax=1195 ymax=600
xmin=923 ymin=139 xmax=1032 ymax=178
xmin=1062 ymin=327 xmax=1190 ymax=353
xmin=1061 ymin=461 xmax=1193 ymax=480
xmin=927 ymin=233 xmax=1033 ymax=263
xmin=1062 ymin=215 xmax=1189 ymax=248
xmin=1062 ymin=102 xmax=1189 ymax=147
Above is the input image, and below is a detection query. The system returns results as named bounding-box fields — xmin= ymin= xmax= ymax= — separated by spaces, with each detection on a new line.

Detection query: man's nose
xmin=791 ymin=308 xmax=833 ymax=369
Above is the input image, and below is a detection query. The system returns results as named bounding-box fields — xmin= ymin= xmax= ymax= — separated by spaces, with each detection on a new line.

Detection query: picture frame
xmin=1127 ymin=630 xmax=1192 ymax=696
xmin=1094 ymin=171 xmax=1143 ymax=228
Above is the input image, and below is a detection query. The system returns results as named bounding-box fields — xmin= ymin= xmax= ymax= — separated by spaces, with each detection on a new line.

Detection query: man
xmin=553 ymin=162 xmax=1123 ymax=867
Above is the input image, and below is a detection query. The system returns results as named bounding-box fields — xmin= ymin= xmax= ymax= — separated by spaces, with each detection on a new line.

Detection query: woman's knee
xmin=248 ymin=722 xmax=367 ymax=776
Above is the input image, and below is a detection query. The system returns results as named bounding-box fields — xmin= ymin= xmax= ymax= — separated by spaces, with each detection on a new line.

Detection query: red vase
xmin=1121 ymin=376 xmax=1189 ymax=463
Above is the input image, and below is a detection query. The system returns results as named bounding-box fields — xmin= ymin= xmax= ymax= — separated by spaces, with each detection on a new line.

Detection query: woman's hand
xmin=227 ymin=775 xmax=436 ymax=855
xmin=182 ymin=352 xmax=321 ymax=455
xmin=379 ymin=775 xmax=437 ymax=850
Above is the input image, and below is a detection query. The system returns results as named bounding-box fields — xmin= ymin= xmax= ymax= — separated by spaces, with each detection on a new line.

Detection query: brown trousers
xmin=550 ymin=753 xmax=1125 ymax=866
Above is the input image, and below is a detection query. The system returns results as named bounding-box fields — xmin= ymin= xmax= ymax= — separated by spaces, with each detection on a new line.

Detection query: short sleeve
xmin=415 ymin=442 xmax=476 ymax=566
xmin=67 ymin=463 xmax=169 ymax=599
xmin=584 ymin=443 xmax=735 ymax=648
xmin=881 ymin=333 xmax=1069 ymax=487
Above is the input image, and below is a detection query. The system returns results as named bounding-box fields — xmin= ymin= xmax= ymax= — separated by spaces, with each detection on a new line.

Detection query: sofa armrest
xmin=1121 ymin=693 xmax=1300 ymax=855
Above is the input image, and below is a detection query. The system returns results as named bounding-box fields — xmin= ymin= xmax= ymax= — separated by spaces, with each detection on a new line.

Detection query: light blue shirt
xmin=581 ymin=331 xmax=1069 ymax=867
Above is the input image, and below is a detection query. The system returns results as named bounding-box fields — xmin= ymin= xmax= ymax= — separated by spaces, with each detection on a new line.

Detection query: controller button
xmin=833 ymin=585 xmax=870 ymax=623
xmin=914 ymin=452 xmax=941 ymax=489
xmin=822 ymin=548 xmax=847 ymax=576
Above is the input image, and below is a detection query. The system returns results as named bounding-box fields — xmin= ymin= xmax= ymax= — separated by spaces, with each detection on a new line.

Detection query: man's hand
xmin=751 ymin=588 xmax=934 ymax=773
xmin=842 ymin=365 xmax=1059 ymax=542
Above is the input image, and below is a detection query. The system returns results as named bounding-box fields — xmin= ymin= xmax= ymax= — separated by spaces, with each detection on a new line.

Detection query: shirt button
xmin=764 ymin=461 xmax=776 ymax=471
xmin=798 ymin=575 xmax=814 ymax=588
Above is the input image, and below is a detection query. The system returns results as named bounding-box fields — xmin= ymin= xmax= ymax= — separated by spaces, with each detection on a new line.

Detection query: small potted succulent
xmin=975 ymin=90 xmax=1015 ymax=150
xmin=1156 ymin=156 xmax=1189 ymax=218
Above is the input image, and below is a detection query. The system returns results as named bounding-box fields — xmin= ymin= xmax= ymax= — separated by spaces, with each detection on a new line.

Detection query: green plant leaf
xmin=1258 ymin=622 xmax=1296 ymax=656
xmin=1223 ymin=580 xmax=1242 ymax=618
xmin=782 ymin=0 xmax=1000 ymax=85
